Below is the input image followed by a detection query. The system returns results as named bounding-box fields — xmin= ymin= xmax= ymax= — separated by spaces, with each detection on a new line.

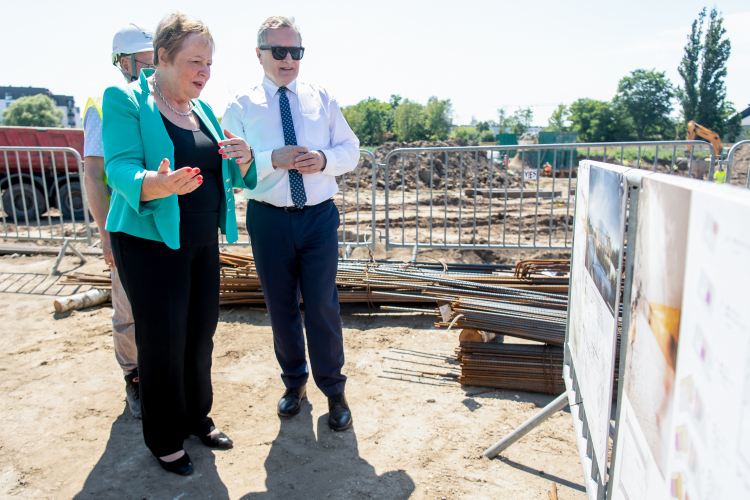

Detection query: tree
xmin=424 ymin=96 xmax=453 ymax=140
xmin=678 ymin=8 xmax=739 ymax=140
xmin=1 ymin=94 xmax=63 ymax=127
xmin=545 ymin=105 xmax=570 ymax=132
xmin=476 ymin=121 xmax=490 ymax=133
xmin=479 ymin=130 xmax=496 ymax=142
xmin=497 ymin=108 xmax=513 ymax=134
xmin=392 ymin=99 xmax=426 ymax=142
xmin=509 ymin=107 xmax=533 ymax=134
xmin=453 ymin=126 xmax=479 ymax=142
xmin=341 ymin=97 xmax=391 ymax=146
xmin=569 ymin=98 xmax=633 ymax=142
xmin=615 ymin=69 xmax=674 ymax=140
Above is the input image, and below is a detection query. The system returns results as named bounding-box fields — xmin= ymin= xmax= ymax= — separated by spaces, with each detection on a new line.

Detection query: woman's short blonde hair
xmin=153 ymin=12 xmax=214 ymax=65
xmin=257 ymin=16 xmax=302 ymax=47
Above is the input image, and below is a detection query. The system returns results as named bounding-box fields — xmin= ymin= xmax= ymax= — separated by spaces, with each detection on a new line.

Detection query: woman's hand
xmin=140 ymin=158 xmax=203 ymax=201
xmin=219 ymin=130 xmax=254 ymax=176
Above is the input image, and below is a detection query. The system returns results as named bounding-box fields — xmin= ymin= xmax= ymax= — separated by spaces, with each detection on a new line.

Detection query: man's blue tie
xmin=278 ymin=86 xmax=307 ymax=209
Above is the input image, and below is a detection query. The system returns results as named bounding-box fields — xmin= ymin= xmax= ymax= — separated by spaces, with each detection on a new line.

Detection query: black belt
xmin=254 ymin=198 xmax=333 ymax=213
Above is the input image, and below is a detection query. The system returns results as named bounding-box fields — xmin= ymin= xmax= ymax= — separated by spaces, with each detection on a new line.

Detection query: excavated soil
xmin=0 ymin=250 xmax=584 ymax=500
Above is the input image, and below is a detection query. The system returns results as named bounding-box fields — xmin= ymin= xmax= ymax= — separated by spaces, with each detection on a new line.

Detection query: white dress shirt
xmin=221 ymin=76 xmax=360 ymax=207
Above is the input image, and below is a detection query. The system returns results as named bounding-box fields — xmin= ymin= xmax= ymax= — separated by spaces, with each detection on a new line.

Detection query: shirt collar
xmin=262 ymin=75 xmax=298 ymax=97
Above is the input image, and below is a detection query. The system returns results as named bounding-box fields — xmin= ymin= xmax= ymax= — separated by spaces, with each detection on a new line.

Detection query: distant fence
xmin=5 ymin=140 xmax=750 ymax=253
xmin=378 ymin=140 xmax=721 ymax=251
xmin=0 ymin=146 xmax=92 ymax=245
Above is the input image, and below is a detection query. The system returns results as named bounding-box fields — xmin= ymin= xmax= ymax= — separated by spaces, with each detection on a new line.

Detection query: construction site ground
xmin=0 ymin=246 xmax=585 ymax=500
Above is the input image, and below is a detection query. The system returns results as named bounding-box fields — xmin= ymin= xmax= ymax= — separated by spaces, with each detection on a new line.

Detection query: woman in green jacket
xmin=102 ymin=12 xmax=256 ymax=475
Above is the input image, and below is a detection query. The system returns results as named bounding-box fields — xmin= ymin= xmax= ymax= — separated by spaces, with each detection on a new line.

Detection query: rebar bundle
xmin=61 ymin=253 xmax=569 ymax=308
xmin=456 ymin=340 xmax=621 ymax=396
xmin=457 ymin=342 xmax=566 ymax=395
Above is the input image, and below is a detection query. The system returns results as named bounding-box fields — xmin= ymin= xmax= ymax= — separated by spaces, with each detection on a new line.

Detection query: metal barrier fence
xmin=380 ymin=140 xmax=719 ymax=251
xmin=5 ymin=140 xmax=750 ymax=255
xmin=0 ymin=146 xmax=92 ymax=245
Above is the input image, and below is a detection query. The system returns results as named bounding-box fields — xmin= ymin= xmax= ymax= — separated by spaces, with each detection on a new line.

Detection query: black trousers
xmin=247 ymin=200 xmax=346 ymax=396
xmin=110 ymin=233 xmax=218 ymax=457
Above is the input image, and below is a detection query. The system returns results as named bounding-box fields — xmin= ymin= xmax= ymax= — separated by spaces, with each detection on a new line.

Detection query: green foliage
xmin=341 ymin=94 xmax=452 ymax=145
xmin=497 ymin=108 xmax=513 ymax=133
xmin=615 ymin=69 xmax=674 ymax=140
xmin=678 ymin=8 xmax=738 ymax=139
xmin=341 ymin=97 xmax=391 ymax=146
xmin=1 ymin=94 xmax=63 ymax=127
xmin=510 ymin=107 xmax=533 ymax=134
xmin=569 ymin=98 xmax=634 ymax=143
xmin=392 ymin=99 xmax=426 ymax=142
xmin=424 ymin=96 xmax=453 ymax=140
xmin=453 ymin=126 xmax=479 ymax=142
xmin=479 ymin=130 xmax=496 ymax=142
xmin=545 ymin=105 xmax=570 ymax=132
xmin=476 ymin=121 xmax=490 ymax=133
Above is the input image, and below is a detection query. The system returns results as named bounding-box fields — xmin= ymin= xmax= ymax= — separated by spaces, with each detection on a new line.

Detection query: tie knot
xmin=278 ymin=86 xmax=288 ymax=94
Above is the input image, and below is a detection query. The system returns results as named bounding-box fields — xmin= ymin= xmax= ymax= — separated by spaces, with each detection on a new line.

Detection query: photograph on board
xmin=623 ymin=177 xmax=690 ymax=477
xmin=584 ymin=167 xmax=625 ymax=316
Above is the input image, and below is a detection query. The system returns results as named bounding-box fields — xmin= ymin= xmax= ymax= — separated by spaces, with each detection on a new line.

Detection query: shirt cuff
xmin=255 ymin=149 xmax=275 ymax=182
xmin=319 ymin=149 xmax=335 ymax=176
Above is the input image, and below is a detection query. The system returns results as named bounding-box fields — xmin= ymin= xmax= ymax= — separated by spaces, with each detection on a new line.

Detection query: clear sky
xmin=3 ymin=0 xmax=749 ymax=127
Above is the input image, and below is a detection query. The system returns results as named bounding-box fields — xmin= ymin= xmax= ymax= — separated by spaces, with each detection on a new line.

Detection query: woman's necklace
xmin=153 ymin=77 xmax=193 ymax=117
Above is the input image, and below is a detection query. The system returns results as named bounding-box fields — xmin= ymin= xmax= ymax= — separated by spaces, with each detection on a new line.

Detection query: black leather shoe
xmin=328 ymin=392 xmax=352 ymax=431
xmin=277 ymin=385 xmax=307 ymax=417
xmin=157 ymin=452 xmax=193 ymax=476
xmin=199 ymin=426 xmax=233 ymax=449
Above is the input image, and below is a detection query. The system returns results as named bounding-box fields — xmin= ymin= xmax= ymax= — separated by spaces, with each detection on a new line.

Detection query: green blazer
xmin=102 ymin=68 xmax=257 ymax=249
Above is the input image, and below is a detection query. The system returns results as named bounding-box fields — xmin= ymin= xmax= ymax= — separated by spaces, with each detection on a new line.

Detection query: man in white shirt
xmin=83 ymin=23 xmax=154 ymax=419
xmin=222 ymin=15 xmax=359 ymax=431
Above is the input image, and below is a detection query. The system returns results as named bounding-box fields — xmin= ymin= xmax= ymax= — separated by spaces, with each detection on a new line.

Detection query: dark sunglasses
xmin=259 ymin=46 xmax=305 ymax=61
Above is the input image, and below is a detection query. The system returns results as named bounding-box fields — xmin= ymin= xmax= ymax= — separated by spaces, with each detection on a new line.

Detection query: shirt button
xmin=226 ymin=188 xmax=231 ymax=193
xmin=225 ymin=178 xmax=230 ymax=183
xmin=227 ymin=208 xmax=231 ymax=211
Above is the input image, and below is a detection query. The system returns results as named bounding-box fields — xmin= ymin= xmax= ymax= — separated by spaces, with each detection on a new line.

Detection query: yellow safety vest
xmin=82 ymin=97 xmax=103 ymax=136
xmin=82 ymin=96 xmax=110 ymax=192
xmin=714 ymin=170 xmax=726 ymax=183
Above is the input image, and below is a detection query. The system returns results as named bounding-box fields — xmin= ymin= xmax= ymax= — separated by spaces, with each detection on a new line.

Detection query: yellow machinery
xmin=686 ymin=120 xmax=723 ymax=157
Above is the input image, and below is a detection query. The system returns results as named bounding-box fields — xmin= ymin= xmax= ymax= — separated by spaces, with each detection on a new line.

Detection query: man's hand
xmin=272 ymin=146 xmax=309 ymax=170
xmin=101 ymin=232 xmax=116 ymax=268
xmin=294 ymin=150 xmax=327 ymax=174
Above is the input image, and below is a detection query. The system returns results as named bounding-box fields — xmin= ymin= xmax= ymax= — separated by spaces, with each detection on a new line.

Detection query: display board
xmin=666 ymin=186 xmax=750 ymax=499
xmin=610 ymin=174 xmax=692 ymax=500
xmin=611 ymin=174 xmax=750 ymax=499
xmin=567 ymin=160 xmax=628 ymax=486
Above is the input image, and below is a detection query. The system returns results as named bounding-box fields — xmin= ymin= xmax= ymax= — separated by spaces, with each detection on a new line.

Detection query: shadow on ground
xmin=240 ymin=402 xmax=414 ymax=499
xmin=500 ymin=457 xmax=585 ymax=493
xmin=72 ymin=408 xmax=230 ymax=499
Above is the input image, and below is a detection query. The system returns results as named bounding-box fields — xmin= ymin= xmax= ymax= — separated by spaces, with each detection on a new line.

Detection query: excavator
xmin=686 ymin=120 xmax=724 ymax=158
xmin=676 ymin=120 xmax=724 ymax=178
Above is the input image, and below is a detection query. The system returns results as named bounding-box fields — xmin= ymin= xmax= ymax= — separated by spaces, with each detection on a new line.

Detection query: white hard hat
xmin=112 ymin=23 xmax=154 ymax=65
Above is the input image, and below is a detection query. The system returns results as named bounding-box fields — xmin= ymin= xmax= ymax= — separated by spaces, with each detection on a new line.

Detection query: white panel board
xmin=612 ymin=175 xmax=750 ymax=499
xmin=568 ymin=160 xmax=628 ymax=482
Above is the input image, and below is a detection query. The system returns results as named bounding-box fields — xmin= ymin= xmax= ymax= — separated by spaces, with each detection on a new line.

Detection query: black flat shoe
xmin=199 ymin=426 xmax=233 ymax=449
xmin=278 ymin=385 xmax=307 ymax=417
xmin=157 ymin=452 xmax=193 ymax=476
xmin=328 ymin=392 xmax=352 ymax=431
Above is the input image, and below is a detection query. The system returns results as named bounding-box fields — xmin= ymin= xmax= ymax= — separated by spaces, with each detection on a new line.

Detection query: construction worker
xmin=713 ymin=164 xmax=727 ymax=183
xmin=82 ymin=23 xmax=154 ymax=418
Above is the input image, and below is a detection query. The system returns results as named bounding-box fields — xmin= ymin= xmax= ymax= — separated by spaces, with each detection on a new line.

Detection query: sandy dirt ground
xmin=0 ymin=251 xmax=585 ymax=500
